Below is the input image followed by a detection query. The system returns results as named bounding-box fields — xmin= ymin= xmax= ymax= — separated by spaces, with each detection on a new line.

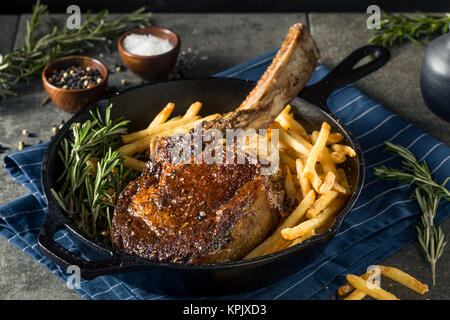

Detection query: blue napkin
xmin=1 ymin=51 xmax=449 ymax=300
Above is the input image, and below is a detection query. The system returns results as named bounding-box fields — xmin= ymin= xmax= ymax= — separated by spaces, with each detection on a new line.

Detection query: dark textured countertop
xmin=0 ymin=12 xmax=449 ymax=300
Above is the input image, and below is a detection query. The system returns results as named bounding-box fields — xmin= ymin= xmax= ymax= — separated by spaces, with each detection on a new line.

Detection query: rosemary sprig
xmin=51 ymin=105 xmax=138 ymax=243
xmin=374 ymin=141 xmax=449 ymax=285
xmin=369 ymin=11 xmax=450 ymax=47
xmin=0 ymin=0 xmax=151 ymax=97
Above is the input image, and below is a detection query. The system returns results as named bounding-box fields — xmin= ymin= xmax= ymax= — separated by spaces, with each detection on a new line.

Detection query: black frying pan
xmin=38 ymin=45 xmax=390 ymax=296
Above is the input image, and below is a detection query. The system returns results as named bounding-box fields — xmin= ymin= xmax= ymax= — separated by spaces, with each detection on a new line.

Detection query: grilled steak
xmin=113 ymin=154 xmax=285 ymax=263
xmin=112 ymin=23 xmax=320 ymax=263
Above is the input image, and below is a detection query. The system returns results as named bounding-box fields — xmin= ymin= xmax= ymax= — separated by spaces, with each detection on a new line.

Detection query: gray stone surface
xmin=0 ymin=12 xmax=449 ymax=300
xmin=0 ymin=15 xmax=18 ymax=52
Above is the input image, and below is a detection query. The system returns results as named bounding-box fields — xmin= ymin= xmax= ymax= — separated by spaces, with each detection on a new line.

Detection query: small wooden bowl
xmin=118 ymin=26 xmax=180 ymax=81
xmin=42 ymin=56 xmax=109 ymax=113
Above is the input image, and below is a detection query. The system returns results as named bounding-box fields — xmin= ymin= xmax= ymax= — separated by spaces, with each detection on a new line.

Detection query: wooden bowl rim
xmin=42 ymin=55 xmax=109 ymax=93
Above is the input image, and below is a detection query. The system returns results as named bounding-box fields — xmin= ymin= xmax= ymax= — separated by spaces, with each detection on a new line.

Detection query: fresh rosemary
xmin=0 ymin=0 xmax=151 ymax=97
xmin=369 ymin=12 xmax=450 ymax=47
xmin=374 ymin=141 xmax=449 ymax=285
xmin=51 ymin=105 xmax=139 ymax=243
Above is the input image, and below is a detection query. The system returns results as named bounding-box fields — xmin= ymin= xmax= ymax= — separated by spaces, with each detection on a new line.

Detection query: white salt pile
xmin=123 ymin=33 xmax=174 ymax=56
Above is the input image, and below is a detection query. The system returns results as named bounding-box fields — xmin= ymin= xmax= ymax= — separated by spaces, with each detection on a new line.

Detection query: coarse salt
xmin=123 ymin=33 xmax=174 ymax=56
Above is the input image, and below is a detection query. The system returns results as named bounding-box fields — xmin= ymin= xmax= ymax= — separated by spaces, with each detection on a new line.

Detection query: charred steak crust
xmin=112 ymin=159 xmax=284 ymax=263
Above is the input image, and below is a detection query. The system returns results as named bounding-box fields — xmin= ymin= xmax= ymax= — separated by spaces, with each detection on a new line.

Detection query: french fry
xmin=118 ymin=135 xmax=154 ymax=156
xmin=346 ymin=274 xmax=399 ymax=300
xmin=278 ymin=190 xmax=315 ymax=232
xmin=338 ymin=271 xmax=372 ymax=296
xmin=122 ymin=102 xmax=175 ymax=143
xmin=273 ymin=122 xmax=311 ymax=158
xmin=379 ymin=266 xmax=429 ymax=295
xmin=306 ymin=191 xmax=338 ymax=219
xmin=311 ymin=131 xmax=347 ymax=194
xmin=282 ymin=195 xmax=346 ymax=240
xmin=332 ymin=183 xmax=347 ymax=195
xmin=320 ymin=147 xmax=339 ymax=176
xmin=327 ymin=132 xmax=344 ymax=144
xmin=337 ymin=168 xmax=350 ymax=194
xmin=122 ymin=155 xmax=146 ymax=171
xmin=339 ymin=265 xmax=428 ymax=299
xmin=330 ymin=151 xmax=346 ymax=164
xmin=281 ymin=105 xmax=291 ymax=114
xmin=245 ymin=190 xmax=315 ymax=259
xmin=296 ymin=159 xmax=310 ymax=198
xmin=311 ymin=131 xmax=338 ymax=176
xmin=309 ymin=169 xmax=323 ymax=192
xmin=288 ymin=230 xmax=316 ymax=247
xmin=154 ymin=114 xmax=219 ymax=138
xmin=276 ymin=106 xmax=309 ymax=139
xmin=166 ymin=115 xmax=182 ymax=122
xmin=284 ymin=166 xmax=299 ymax=201
xmin=275 ymin=117 xmax=311 ymax=147
xmin=344 ymin=290 xmax=367 ymax=300
xmin=149 ymin=136 xmax=158 ymax=156
xmin=280 ymin=151 xmax=297 ymax=173
xmin=344 ymin=267 xmax=381 ymax=300
xmin=149 ymin=102 xmax=175 ymax=128
xmin=262 ymin=189 xmax=316 ymax=255
xmin=119 ymin=116 xmax=201 ymax=154
xmin=332 ymin=144 xmax=356 ymax=157
xmin=278 ymin=140 xmax=293 ymax=152
xmin=303 ymin=122 xmax=330 ymax=186
xmin=319 ymin=171 xmax=335 ymax=194
xmin=281 ymin=211 xmax=331 ymax=240
xmin=184 ymin=101 xmax=202 ymax=118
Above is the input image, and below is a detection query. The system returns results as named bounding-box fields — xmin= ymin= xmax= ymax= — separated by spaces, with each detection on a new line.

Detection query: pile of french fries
xmin=119 ymin=102 xmax=357 ymax=257
xmin=338 ymin=265 xmax=429 ymax=300
xmin=245 ymin=105 xmax=355 ymax=258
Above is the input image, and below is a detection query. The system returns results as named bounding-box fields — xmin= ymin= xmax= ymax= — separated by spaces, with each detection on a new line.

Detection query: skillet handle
xmin=299 ymin=45 xmax=390 ymax=110
xmin=38 ymin=200 xmax=138 ymax=280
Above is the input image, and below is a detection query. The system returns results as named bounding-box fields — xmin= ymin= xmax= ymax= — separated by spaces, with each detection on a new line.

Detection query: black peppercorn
xmin=48 ymin=65 xmax=103 ymax=90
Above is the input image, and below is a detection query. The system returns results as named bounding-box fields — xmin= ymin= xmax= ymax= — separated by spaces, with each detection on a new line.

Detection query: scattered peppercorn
xmin=47 ymin=66 xmax=103 ymax=90
xmin=109 ymin=63 xmax=125 ymax=73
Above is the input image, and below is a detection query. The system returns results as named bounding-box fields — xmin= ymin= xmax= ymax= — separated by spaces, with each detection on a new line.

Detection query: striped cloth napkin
xmin=0 ymin=50 xmax=449 ymax=300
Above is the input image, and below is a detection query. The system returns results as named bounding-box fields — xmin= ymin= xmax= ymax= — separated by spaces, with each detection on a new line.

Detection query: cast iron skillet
xmin=39 ymin=45 xmax=390 ymax=296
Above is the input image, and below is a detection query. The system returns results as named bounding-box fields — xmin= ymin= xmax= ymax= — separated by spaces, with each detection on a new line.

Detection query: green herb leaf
xmin=369 ymin=11 xmax=450 ymax=48
xmin=374 ymin=142 xmax=449 ymax=285
xmin=54 ymin=104 xmax=139 ymax=244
